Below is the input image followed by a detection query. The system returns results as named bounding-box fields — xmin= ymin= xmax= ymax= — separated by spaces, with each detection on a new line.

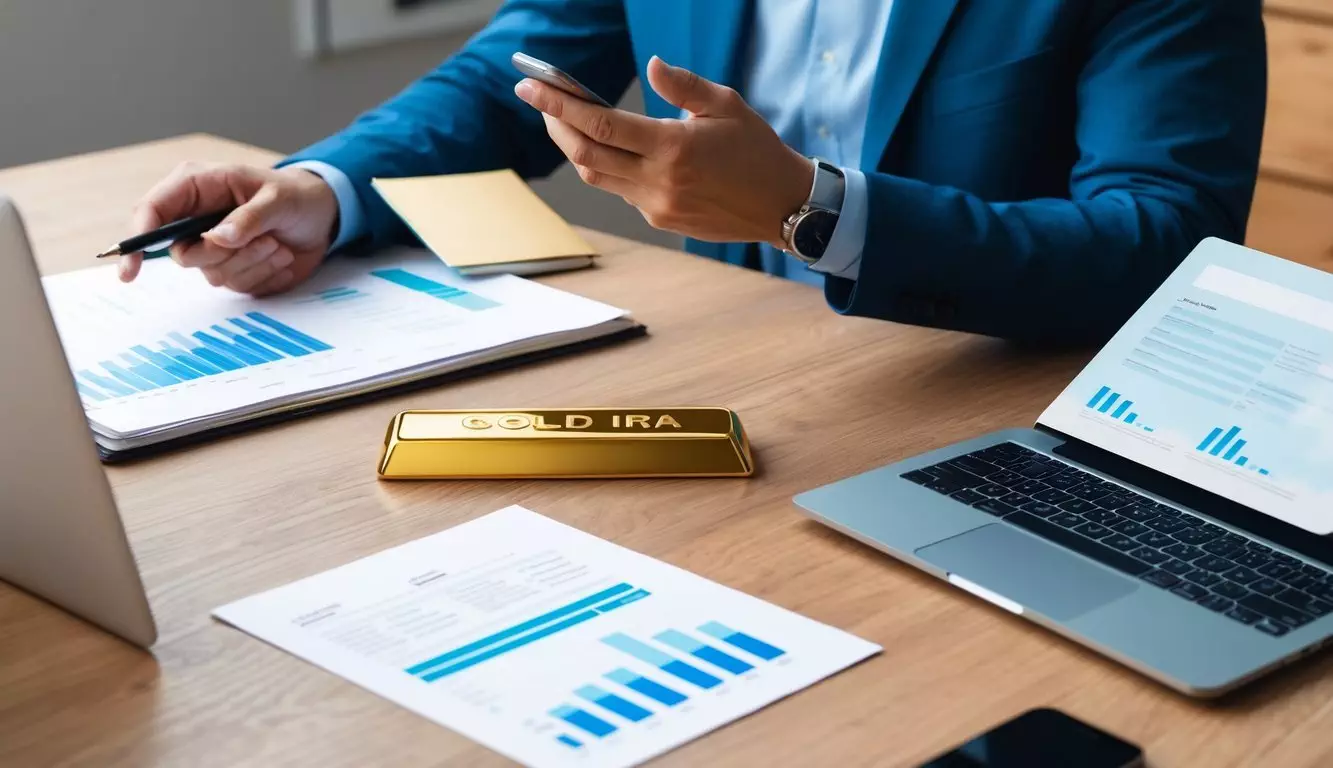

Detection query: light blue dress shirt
xmin=295 ymin=0 xmax=892 ymax=285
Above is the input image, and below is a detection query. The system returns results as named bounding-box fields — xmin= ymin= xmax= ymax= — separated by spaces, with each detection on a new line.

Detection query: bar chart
xmin=370 ymin=268 xmax=500 ymax=311
xmin=548 ymin=624 xmax=787 ymax=749
xmin=74 ymin=312 xmax=334 ymax=403
xmin=300 ymin=286 xmax=369 ymax=305
xmin=1085 ymin=385 xmax=1155 ymax=432
xmin=1196 ymin=425 xmax=1271 ymax=476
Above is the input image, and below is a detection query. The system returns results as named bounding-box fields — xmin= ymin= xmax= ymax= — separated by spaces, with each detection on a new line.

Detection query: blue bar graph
xmin=1084 ymin=385 xmax=1152 ymax=431
xmin=594 ymin=589 xmax=651 ymax=613
xmin=370 ymin=268 xmax=500 ymax=311
xmin=1209 ymin=426 xmax=1242 ymax=457
xmin=1198 ymin=427 xmax=1224 ymax=452
xmin=1223 ymin=439 xmax=1247 ymax=461
xmin=605 ymin=668 xmax=687 ymax=706
xmin=72 ymin=313 xmax=335 ymax=403
xmin=1260 ymin=469 xmax=1271 ymax=476
xmin=407 ymin=583 xmax=634 ymax=678
xmin=308 ymin=286 xmax=367 ymax=304
xmin=654 ymin=630 xmax=754 ymax=675
xmin=698 ymin=622 xmax=786 ymax=661
xmin=556 ymin=734 xmax=582 ymax=749
xmin=551 ymin=705 xmax=617 ymax=738
xmin=602 ymin=633 xmax=722 ymax=689
xmin=1196 ymin=425 xmax=1270 ymax=474
xmin=576 ymin=685 xmax=653 ymax=722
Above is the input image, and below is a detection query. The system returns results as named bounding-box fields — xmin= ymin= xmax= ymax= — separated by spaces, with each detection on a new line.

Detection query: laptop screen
xmin=1037 ymin=238 xmax=1333 ymax=535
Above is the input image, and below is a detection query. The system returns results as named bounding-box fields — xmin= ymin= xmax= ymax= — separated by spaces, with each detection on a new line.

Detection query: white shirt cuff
xmin=285 ymin=160 xmax=367 ymax=251
xmin=809 ymin=168 xmax=867 ymax=281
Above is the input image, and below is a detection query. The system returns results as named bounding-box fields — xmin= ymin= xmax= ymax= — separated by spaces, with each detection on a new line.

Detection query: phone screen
xmin=919 ymin=709 xmax=1142 ymax=768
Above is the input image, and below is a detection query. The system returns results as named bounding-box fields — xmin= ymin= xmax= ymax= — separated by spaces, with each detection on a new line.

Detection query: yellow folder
xmin=372 ymin=170 xmax=597 ymax=276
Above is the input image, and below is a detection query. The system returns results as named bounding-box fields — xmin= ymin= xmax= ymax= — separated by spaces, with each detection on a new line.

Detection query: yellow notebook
xmin=371 ymin=170 xmax=597 ymax=276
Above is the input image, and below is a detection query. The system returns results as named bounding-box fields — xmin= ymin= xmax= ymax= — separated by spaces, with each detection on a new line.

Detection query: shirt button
xmin=817 ymin=125 xmax=831 ymax=139
xmin=821 ymin=50 xmax=836 ymax=64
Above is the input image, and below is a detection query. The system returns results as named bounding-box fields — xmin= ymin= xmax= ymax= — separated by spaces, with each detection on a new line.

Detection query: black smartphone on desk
xmin=512 ymin=52 xmax=613 ymax=107
xmin=919 ymin=708 xmax=1144 ymax=768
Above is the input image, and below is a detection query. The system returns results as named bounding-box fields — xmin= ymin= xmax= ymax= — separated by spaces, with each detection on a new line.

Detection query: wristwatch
xmin=782 ymin=158 xmax=845 ymax=265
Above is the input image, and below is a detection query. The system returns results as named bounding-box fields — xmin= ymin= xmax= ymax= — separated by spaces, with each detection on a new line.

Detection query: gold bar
xmin=378 ymin=408 xmax=754 ymax=480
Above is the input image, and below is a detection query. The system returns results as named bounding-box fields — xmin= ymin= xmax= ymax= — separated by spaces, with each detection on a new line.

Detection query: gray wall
xmin=0 ymin=0 xmax=673 ymax=246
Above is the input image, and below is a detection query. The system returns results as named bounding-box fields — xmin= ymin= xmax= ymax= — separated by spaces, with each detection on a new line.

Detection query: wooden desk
xmin=1 ymin=136 xmax=1330 ymax=768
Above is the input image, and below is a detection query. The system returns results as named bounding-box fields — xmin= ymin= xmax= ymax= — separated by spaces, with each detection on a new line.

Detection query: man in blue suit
xmin=122 ymin=0 xmax=1266 ymax=344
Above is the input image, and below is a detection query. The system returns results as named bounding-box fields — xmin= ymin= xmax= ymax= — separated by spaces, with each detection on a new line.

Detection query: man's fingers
xmin=542 ymin=115 xmax=644 ymax=179
xmin=171 ymin=239 xmax=233 ymax=270
xmin=131 ymin=163 xmax=260 ymax=244
xmin=203 ymin=186 xmax=286 ymax=249
xmin=118 ymin=253 xmax=143 ymax=283
xmin=226 ymin=247 xmax=296 ymax=294
xmin=515 ymin=80 xmax=660 ymax=156
xmin=218 ymin=236 xmax=281 ymax=280
xmin=645 ymin=55 xmax=739 ymax=117
xmin=246 ymin=268 xmax=297 ymax=298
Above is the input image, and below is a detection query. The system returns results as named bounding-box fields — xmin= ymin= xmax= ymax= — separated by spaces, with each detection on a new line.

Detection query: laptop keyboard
xmin=903 ymin=442 xmax=1333 ymax=638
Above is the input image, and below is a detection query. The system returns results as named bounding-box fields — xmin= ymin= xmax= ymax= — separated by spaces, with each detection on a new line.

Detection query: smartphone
xmin=918 ymin=708 xmax=1144 ymax=768
xmin=512 ymin=51 xmax=613 ymax=107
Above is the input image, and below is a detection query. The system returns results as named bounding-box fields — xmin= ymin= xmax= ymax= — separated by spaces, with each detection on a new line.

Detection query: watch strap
xmin=808 ymin=160 xmax=845 ymax=213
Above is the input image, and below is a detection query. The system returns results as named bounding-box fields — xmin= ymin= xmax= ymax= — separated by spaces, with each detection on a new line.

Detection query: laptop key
xmin=1161 ymin=559 xmax=1194 ymax=575
xmin=988 ymin=470 xmax=1025 ymax=486
xmin=1255 ymin=620 xmax=1290 ymax=637
xmin=1014 ymin=479 xmax=1048 ymax=495
xmin=1021 ymin=500 xmax=1061 ymax=518
xmin=1270 ymin=552 xmax=1300 ymax=567
xmin=976 ymin=483 xmax=1010 ymax=497
xmin=1171 ymin=528 xmax=1222 ymax=546
xmin=1059 ymin=499 xmax=1100 ymax=514
xmin=1202 ymin=540 xmax=1244 ymax=558
xmin=1175 ymin=516 xmax=1203 ymax=528
xmin=1096 ymin=494 xmax=1137 ymax=511
xmin=1225 ymin=606 xmax=1261 ymax=625
xmin=1033 ymin=488 xmax=1074 ymax=504
xmin=1142 ymin=570 xmax=1180 ymax=588
xmin=950 ymin=489 xmax=988 ymax=505
xmin=1196 ymin=556 xmax=1234 ymax=573
xmin=1014 ymin=461 xmax=1061 ymax=480
xmin=1004 ymin=511 xmax=1153 ymax=577
xmin=1145 ymin=517 xmax=1189 ymax=534
xmin=1136 ymin=531 xmax=1175 ymax=549
xmin=1069 ymin=483 xmax=1110 ymax=501
xmin=973 ymin=499 xmax=1017 ymax=517
xmin=903 ymin=470 xmax=934 ymax=486
xmin=1185 ymin=570 xmax=1223 ymax=587
xmin=1081 ymin=509 xmax=1121 ymax=526
xmin=1046 ymin=511 xmax=1081 ymax=527
xmin=1102 ymin=534 xmax=1140 ymax=552
xmin=1257 ymin=562 xmax=1294 ymax=579
xmin=1171 ymin=583 xmax=1209 ymax=601
xmin=1198 ymin=594 xmax=1233 ymax=613
xmin=1239 ymin=594 xmax=1314 ymax=628
xmin=1280 ymin=572 xmax=1319 ymax=590
xmin=1132 ymin=547 xmax=1169 ymax=565
xmin=951 ymin=455 xmax=1001 ymax=476
xmin=1234 ymin=550 xmax=1272 ymax=570
xmin=1246 ymin=541 xmax=1272 ymax=554
xmin=1302 ymin=581 xmax=1332 ymax=600
xmin=1073 ymin=522 xmax=1113 ymax=540
xmin=1224 ymin=566 xmax=1261 ymax=585
xmin=1112 ymin=520 xmax=1150 ymax=537
xmin=997 ymin=492 xmax=1029 ymax=506
xmin=1213 ymin=581 xmax=1248 ymax=600
xmin=1300 ymin=564 xmax=1324 ymax=576
xmin=1162 ymin=543 xmax=1204 ymax=561
xmin=1249 ymin=578 xmax=1284 ymax=597
xmin=1043 ymin=473 xmax=1084 ymax=491
xmin=1274 ymin=589 xmax=1333 ymax=617
xmin=1119 ymin=505 xmax=1159 ymax=522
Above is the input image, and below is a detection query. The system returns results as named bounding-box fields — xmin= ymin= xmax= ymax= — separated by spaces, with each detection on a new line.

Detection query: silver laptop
xmin=797 ymin=238 xmax=1333 ymax=697
xmin=0 ymin=196 xmax=156 ymax=647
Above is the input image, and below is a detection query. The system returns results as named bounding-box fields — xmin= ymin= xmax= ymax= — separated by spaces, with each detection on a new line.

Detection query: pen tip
xmin=94 ymin=246 xmax=122 ymax=259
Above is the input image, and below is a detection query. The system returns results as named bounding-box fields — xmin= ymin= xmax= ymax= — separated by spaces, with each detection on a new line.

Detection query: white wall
xmin=0 ymin=0 xmax=673 ymax=245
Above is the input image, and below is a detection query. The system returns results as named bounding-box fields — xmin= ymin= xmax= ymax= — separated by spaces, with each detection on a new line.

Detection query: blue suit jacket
xmin=286 ymin=0 xmax=1266 ymax=344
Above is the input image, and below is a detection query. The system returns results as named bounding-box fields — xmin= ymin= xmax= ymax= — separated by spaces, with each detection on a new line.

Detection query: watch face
xmin=793 ymin=209 xmax=839 ymax=261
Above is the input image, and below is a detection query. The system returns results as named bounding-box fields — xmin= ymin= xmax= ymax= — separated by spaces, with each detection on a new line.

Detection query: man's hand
xmin=121 ymin=164 xmax=340 ymax=296
xmin=515 ymin=56 xmax=813 ymax=248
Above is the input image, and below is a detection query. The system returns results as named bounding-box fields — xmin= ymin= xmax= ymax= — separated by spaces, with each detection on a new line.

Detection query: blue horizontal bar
xmin=215 ymin=326 xmax=283 ymax=362
xmin=655 ymin=629 xmax=753 ymax=674
xmin=1126 ymin=413 xmax=1138 ymax=424
xmin=1111 ymin=400 xmax=1133 ymax=419
xmin=551 ymin=705 xmax=617 ymax=738
xmin=75 ymin=383 xmax=107 ymax=402
xmin=606 ymin=669 xmax=687 ymax=706
xmin=1223 ymin=439 xmax=1247 ymax=462
xmin=195 ymin=331 xmax=265 ymax=366
xmin=1237 ymin=457 xmax=1249 ymax=467
xmin=421 ymin=610 xmax=600 ymax=682
xmin=191 ymin=345 xmax=243 ymax=372
xmin=78 ymin=370 xmax=135 ymax=397
xmin=100 ymin=361 xmax=157 ymax=391
xmin=699 ymin=621 xmax=785 ymax=660
xmin=1259 ymin=469 xmax=1271 ymax=476
xmin=1198 ymin=427 xmax=1224 ymax=452
xmin=131 ymin=345 xmax=201 ymax=380
xmin=576 ymin=685 xmax=652 ymax=722
xmin=407 ymin=583 xmax=634 ymax=676
xmin=246 ymin=311 xmax=332 ymax=352
xmin=595 ymin=589 xmax=650 ymax=613
xmin=1210 ymin=426 xmax=1242 ymax=457
xmin=1087 ymin=386 xmax=1111 ymax=409
xmin=556 ymin=735 xmax=582 ymax=749
xmin=602 ymin=633 xmax=722 ymax=689
xmin=127 ymin=359 xmax=181 ymax=387
xmin=228 ymin=318 xmax=309 ymax=357
xmin=1097 ymin=393 xmax=1120 ymax=413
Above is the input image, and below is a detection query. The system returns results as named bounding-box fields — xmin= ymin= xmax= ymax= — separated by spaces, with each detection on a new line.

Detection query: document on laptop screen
xmin=1039 ymin=239 xmax=1333 ymax=535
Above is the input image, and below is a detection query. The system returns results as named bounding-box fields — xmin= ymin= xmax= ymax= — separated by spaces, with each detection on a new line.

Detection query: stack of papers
xmin=215 ymin=506 xmax=880 ymax=767
xmin=42 ymin=251 xmax=638 ymax=455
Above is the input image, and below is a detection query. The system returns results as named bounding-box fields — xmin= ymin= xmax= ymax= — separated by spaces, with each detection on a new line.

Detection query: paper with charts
xmin=40 ymin=250 xmax=634 ymax=450
xmin=214 ymin=506 xmax=880 ymax=768
xmin=1040 ymin=238 xmax=1333 ymax=534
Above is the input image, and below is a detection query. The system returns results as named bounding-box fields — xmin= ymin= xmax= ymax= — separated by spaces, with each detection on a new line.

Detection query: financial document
xmin=1041 ymin=239 xmax=1333 ymax=533
xmin=214 ymin=506 xmax=879 ymax=767
xmin=41 ymin=251 xmax=634 ymax=450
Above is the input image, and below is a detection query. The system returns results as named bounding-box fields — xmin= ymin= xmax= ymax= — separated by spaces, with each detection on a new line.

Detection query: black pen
xmin=93 ymin=208 xmax=235 ymax=259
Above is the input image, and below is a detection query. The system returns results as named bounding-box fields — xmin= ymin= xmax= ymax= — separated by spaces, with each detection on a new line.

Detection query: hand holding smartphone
xmin=512 ymin=52 xmax=613 ymax=107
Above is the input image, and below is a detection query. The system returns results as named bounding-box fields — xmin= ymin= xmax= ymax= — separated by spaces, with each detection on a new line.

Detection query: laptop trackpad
xmin=916 ymin=524 xmax=1138 ymax=622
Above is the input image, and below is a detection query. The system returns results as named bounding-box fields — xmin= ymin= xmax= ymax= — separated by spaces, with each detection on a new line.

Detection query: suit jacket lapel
xmin=860 ymin=0 xmax=962 ymax=169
